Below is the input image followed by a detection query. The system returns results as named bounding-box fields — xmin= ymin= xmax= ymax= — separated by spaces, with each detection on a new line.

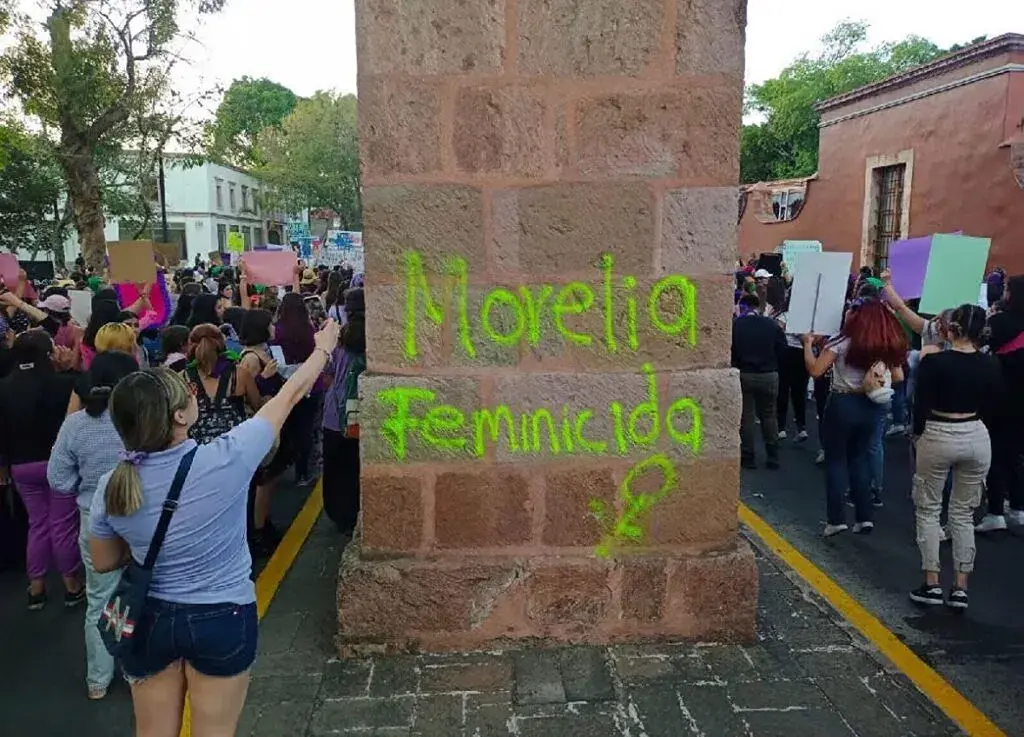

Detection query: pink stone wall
xmin=339 ymin=0 xmax=756 ymax=654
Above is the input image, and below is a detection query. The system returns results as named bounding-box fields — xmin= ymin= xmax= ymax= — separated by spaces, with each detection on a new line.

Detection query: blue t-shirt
xmin=90 ymin=417 xmax=276 ymax=605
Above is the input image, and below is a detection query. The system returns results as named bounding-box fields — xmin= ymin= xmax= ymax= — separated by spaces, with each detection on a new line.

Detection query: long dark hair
xmin=948 ymin=304 xmax=987 ymax=347
xmin=324 ymin=271 xmax=345 ymax=308
xmin=187 ymin=294 xmax=220 ymax=329
xmin=83 ymin=350 xmax=139 ymax=417
xmin=342 ymin=287 xmax=366 ymax=353
xmin=169 ymin=293 xmax=195 ymax=326
xmin=276 ymin=292 xmax=314 ymax=362
xmin=1004 ymin=275 xmax=1024 ymax=317
xmin=83 ymin=299 xmax=122 ymax=349
xmin=239 ymin=308 xmax=273 ymax=347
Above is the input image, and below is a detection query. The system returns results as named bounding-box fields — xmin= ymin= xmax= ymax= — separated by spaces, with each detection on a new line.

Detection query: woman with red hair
xmin=803 ymin=298 xmax=907 ymax=537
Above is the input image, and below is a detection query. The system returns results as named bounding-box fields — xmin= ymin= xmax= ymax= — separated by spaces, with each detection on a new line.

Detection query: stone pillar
xmin=338 ymin=0 xmax=755 ymax=654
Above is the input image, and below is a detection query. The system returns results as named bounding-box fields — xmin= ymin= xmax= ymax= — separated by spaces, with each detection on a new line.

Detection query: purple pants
xmin=11 ymin=461 xmax=81 ymax=580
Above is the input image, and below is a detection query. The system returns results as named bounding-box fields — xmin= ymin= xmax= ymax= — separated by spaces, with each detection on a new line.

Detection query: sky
xmin=175 ymin=0 xmax=1023 ymax=105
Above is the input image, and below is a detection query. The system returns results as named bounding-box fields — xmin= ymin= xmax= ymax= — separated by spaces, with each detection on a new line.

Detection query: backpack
xmin=339 ymin=351 xmax=366 ymax=439
xmin=185 ymin=363 xmax=248 ymax=445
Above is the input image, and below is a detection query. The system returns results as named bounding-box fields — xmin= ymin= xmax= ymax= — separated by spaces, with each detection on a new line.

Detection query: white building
xmin=55 ymin=156 xmax=286 ymax=265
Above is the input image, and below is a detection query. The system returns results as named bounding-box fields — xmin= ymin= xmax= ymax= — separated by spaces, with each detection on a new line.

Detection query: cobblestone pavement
xmin=239 ymin=518 xmax=962 ymax=737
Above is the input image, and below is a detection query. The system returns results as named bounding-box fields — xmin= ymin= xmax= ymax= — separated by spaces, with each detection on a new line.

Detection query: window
xmin=228 ymin=184 xmax=236 ymax=212
xmin=770 ymin=189 xmax=804 ymax=222
xmin=252 ymin=226 xmax=262 ymax=245
xmin=251 ymin=190 xmax=259 ymax=216
xmin=215 ymin=179 xmax=223 ymax=210
xmin=241 ymin=185 xmax=249 ymax=212
xmin=242 ymin=226 xmax=252 ymax=249
xmin=217 ymin=224 xmax=227 ymax=251
xmin=871 ymin=164 xmax=907 ymax=270
xmin=229 ymin=224 xmax=240 ymax=234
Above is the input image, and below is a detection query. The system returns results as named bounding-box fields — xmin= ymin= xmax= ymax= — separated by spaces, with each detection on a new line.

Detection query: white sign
xmin=69 ymin=290 xmax=93 ymax=326
xmin=785 ymin=251 xmax=853 ymax=336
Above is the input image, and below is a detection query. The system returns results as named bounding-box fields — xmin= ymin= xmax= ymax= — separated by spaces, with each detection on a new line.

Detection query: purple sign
xmin=889 ymin=236 xmax=933 ymax=299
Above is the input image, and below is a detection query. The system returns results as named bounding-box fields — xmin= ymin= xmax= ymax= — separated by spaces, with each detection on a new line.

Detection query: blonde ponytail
xmin=105 ymin=461 xmax=144 ymax=517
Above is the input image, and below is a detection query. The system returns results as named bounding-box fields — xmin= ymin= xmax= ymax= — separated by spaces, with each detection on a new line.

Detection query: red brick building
xmin=739 ymin=34 xmax=1024 ymax=273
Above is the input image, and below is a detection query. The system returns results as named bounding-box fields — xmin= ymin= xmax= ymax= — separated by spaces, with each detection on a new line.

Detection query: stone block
xmin=310 ymin=696 xmax=414 ymax=734
xmin=666 ymin=542 xmax=757 ymax=641
xmin=434 ymin=468 xmax=533 ymax=549
xmin=419 ymin=658 xmax=514 ymax=693
xmin=620 ymin=557 xmax=666 ymax=623
xmin=676 ymin=0 xmax=747 ymax=76
xmin=359 ymin=374 xmax=480 ymax=464
xmin=542 ymin=467 xmax=616 ymax=547
xmin=361 ymin=472 xmax=424 ymax=554
xmin=513 ymin=650 xmax=567 ymax=705
xmin=516 ymin=0 xmax=665 ymax=77
xmin=454 ymin=85 xmax=548 ymax=177
xmin=363 ymin=185 xmax=485 ymax=279
xmin=677 ymin=85 xmax=742 ymax=185
xmin=410 ymin=695 xmax=463 ymax=736
xmin=558 ymin=647 xmax=616 ymax=701
xmin=527 ymin=562 xmax=612 ymax=627
xmin=356 ymin=0 xmax=505 ymax=75
xmin=642 ymin=457 xmax=740 ymax=546
xmin=661 ymin=187 xmax=739 ymax=276
xmin=491 ymin=182 xmax=655 ymax=276
xmin=365 ymin=283 xmax=446 ymax=372
xmin=359 ymin=77 xmax=442 ymax=179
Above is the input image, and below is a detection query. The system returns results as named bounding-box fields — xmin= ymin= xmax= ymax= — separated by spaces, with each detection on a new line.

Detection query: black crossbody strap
xmin=213 ymin=363 xmax=236 ymax=405
xmin=141 ymin=447 xmax=198 ymax=570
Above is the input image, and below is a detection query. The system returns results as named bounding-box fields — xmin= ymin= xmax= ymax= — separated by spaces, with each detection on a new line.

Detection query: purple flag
xmin=889 ymin=236 xmax=933 ymax=299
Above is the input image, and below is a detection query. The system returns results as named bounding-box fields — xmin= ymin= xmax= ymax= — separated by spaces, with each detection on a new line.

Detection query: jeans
xmin=121 ymin=599 xmax=258 ymax=682
xmin=776 ymin=346 xmax=808 ymax=432
xmin=11 ymin=462 xmax=81 ymax=580
xmin=78 ymin=508 xmax=119 ymax=691
xmin=814 ymin=375 xmax=832 ymax=450
xmin=913 ymin=421 xmax=991 ymax=573
xmin=867 ymin=411 xmax=886 ymax=494
xmin=739 ymin=372 xmax=779 ymax=464
xmin=890 ymin=380 xmax=908 ymax=427
xmin=822 ymin=393 xmax=888 ymax=525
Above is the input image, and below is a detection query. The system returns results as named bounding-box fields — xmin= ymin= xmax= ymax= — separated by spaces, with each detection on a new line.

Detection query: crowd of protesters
xmin=731 ymin=257 xmax=1023 ymax=612
xmin=0 ymin=252 xmax=366 ymax=734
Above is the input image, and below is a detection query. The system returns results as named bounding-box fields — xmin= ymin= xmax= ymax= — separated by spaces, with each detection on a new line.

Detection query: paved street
xmin=742 ymin=424 xmax=1024 ymax=736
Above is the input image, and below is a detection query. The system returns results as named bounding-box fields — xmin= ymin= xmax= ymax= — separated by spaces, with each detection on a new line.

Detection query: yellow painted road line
xmin=180 ymin=480 xmax=324 ymax=737
xmin=739 ymin=502 xmax=1005 ymax=737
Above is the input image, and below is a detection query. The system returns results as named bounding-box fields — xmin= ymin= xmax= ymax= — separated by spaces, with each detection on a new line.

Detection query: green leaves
xmin=206 ymin=77 xmax=299 ymax=168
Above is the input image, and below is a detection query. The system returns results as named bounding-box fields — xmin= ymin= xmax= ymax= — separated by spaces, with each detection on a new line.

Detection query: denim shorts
xmin=120 ymin=598 xmax=258 ymax=683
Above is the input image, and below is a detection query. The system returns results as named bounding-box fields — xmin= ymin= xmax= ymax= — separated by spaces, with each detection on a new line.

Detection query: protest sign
xmin=153 ymin=243 xmax=181 ymax=268
xmin=0 ymin=253 xmax=19 ymax=287
xmin=227 ymin=232 xmax=245 ymax=253
xmin=888 ymin=236 xmax=932 ymax=299
xmin=777 ymin=240 xmax=821 ymax=276
xmin=68 ymin=290 xmax=93 ymax=325
xmin=785 ymin=251 xmax=853 ymax=336
xmin=107 ymin=241 xmax=157 ymax=284
xmin=919 ymin=234 xmax=991 ymax=315
xmin=241 ymin=250 xmax=297 ymax=286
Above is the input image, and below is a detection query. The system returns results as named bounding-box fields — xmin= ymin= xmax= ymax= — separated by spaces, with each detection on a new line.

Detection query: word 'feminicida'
xmin=402 ymin=251 xmax=697 ymax=360
xmin=377 ymin=364 xmax=702 ymax=461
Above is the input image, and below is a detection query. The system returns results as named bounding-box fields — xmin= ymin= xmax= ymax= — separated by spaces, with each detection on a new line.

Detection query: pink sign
xmin=0 ymin=253 xmax=19 ymax=287
xmin=242 ymin=251 xmax=297 ymax=287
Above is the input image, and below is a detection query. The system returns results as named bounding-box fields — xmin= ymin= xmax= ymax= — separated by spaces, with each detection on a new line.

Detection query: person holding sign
xmin=803 ymin=299 xmax=907 ymax=537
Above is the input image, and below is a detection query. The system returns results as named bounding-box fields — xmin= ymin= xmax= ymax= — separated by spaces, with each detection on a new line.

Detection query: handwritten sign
xmin=107 ymin=241 xmax=157 ymax=284
xmin=241 ymin=250 xmax=297 ymax=287
xmin=785 ymin=251 xmax=853 ymax=336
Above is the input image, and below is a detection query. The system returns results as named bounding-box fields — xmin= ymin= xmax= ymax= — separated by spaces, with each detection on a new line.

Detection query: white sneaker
xmin=853 ymin=521 xmax=874 ymax=535
xmin=796 ymin=430 xmax=809 ymax=442
xmin=815 ymin=450 xmax=826 ymax=465
xmin=975 ymin=514 xmax=1007 ymax=533
xmin=1005 ymin=509 xmax=1024 ymax=527
xmin=778 ymin=430 xmax=787 ymax=440
xmin=885 ymin=424 xmax=906 ymax=437
xmin=823 ymin=523 xmax=848 ymax=537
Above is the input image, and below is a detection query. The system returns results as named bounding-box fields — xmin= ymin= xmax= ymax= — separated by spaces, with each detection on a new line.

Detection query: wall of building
xmin=740 ymin=65 xmax=1024 ymax=273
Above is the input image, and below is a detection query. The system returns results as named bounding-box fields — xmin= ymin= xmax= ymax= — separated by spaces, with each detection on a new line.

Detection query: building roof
xmin=816 ymin=33 xmax=1024 ymax=114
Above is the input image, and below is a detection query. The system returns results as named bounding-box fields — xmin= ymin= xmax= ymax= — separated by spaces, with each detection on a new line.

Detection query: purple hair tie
xmin=119 ymin=450 xmax=146 ymax=466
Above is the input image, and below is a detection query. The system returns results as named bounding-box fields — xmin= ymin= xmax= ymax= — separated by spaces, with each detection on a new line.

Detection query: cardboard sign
xmin=208 ymin=251 xmax=223 ymax=266
xmin=0 ymin=253 xmax=19 ymax=287
xmin=888 ymin=236 xmax=932 ymax=299
xmin=785 ymin=251 xmax=853 ymax=336
xmin=68 ymin=290 xmax=93 ymax=326
xmin=107 ymin=241 xmax=157 ymax=284
xmin=777 ymin=240 xmax=822 ymax=277
xmin=919 ymin=234 xmax=992 ymax=315
xmin=227 ymin=232 xmax=245 ymax=253
xmin=153 ymin=243 xmax=181 ymax=268
xmin=241 ymin=250 xmax=297 ymax=287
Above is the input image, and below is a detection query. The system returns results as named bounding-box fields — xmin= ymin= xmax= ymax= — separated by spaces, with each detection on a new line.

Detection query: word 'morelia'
xmin=403 ymin=251 xmax=697 ymax=360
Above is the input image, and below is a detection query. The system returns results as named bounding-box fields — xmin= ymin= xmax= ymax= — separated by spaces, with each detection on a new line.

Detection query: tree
xmin=0 ymin=0 xmax=225 ymax=271
xmin=740 ymin=22 xmax=981 ymax=183
xmin=206 ymin=77 xmax=298 ymax=168
xmin=0 ymin=121 xmax=66 ymax=261
xmin=255 ymin=92 xmax=362 ymax=230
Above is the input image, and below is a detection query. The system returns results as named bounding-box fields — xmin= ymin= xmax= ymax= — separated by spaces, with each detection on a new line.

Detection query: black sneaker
xmin=27 ymin=590 xmax=46 ymax=611
xmin=947 ymin=587 xmax=968 ymax=610
xmin=64 ymin=588 xmax=86 ymax=608
xmin=909 ymin=584 xmax=944 ymax=606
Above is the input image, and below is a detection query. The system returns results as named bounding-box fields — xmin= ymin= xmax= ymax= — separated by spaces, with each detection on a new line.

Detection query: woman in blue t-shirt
xmin=88 ymin=319 xmax=340 ymax=736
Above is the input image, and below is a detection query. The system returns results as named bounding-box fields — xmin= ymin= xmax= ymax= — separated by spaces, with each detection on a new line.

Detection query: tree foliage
xmin=0 ymin=0 xmax=225 ymax=270
xmin=741 ymin=21 xmax=987 ymax=183
xmin=0 ymin=120 xmax=65 ymax=257
xmin=206 ymin=76 xmax=298 ymax=168
xmin=255 ymin=91 xmax=361 ymax=230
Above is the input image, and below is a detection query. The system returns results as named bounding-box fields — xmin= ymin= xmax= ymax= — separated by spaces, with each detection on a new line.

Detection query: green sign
xmin=919 ymin=234 xmax=991 ymax=315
